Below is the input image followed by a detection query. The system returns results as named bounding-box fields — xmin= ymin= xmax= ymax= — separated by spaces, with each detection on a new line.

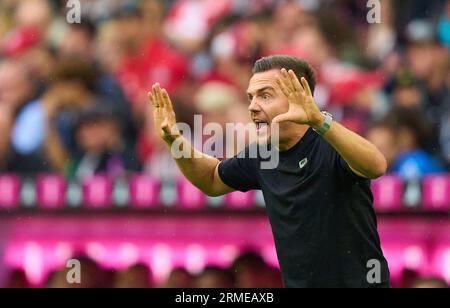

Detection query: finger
xmin=155 ymin=83 xmax=166 ymax=109
xmin=162 ymin=89 xmax=174 ymax=116
xmin=281 ymin=68 xmax=296 ymax=93
xmin=151 ymin=87 xmax=164 ymax=120
xmin=148 ymin=92 xmax=154 ymax=106
xmin=278 ymin=69 xmax=291 ymax=91
xmin=301 ymin=77 xmax=313 ymax=97
xmin=276 ymin=74 xmax=291 ymax=98
xmin=281 ymin=68 xmax=296 ymax=92
xmin=152 ymin=85 xmax=160 ymax=108
xmin=161 ymin=119 xmax=171 ymax=135
xmin=288 ymin=70 xmax=304 ymax=94
xmin=272 ymin=113 xmax=293 ymax=124
xmin=162 ymin=89 xmax=176 ymax=124
xmin=148 ymin=91 xmax=160 ymax=109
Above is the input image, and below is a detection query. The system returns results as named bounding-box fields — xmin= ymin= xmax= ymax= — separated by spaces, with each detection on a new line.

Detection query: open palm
xmin=148 ymin=83 xmax=180 ymax=144
xmin=273 ymin=69 xmax=322 ymax=127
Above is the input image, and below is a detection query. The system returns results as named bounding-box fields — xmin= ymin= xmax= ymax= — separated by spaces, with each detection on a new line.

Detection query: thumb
xmin=272 ymin=113 xmax=292 ymax=124
xmin=161 ymin=119 xmax=171 ymax=134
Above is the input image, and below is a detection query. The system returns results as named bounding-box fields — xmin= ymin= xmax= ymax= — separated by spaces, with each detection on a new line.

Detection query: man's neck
xmin=278 ymin=125 xmax=310 ymax=152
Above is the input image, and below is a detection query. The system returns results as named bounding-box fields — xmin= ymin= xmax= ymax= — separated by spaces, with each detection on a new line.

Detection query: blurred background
xmin=0 ymin=0 xmax=449 ymax=288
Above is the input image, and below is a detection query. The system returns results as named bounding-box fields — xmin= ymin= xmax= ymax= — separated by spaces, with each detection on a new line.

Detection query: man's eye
xmin=262 ymin=94 xmax=270 ymax=100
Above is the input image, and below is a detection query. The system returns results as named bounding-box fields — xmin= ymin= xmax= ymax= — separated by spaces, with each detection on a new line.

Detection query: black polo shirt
xmin=218 ymin=128 xmax=390 ymax=288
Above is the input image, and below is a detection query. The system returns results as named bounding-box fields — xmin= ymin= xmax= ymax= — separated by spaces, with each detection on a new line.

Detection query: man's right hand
xmin=148 ymin=83 xmax=180 ymax=145
xmin=147 ymin=84 xmax=234 ymax=197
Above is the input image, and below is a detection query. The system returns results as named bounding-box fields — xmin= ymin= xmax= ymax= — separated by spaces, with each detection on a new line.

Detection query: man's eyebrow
xmin=247 ymin=86 xmax=276 ymax=96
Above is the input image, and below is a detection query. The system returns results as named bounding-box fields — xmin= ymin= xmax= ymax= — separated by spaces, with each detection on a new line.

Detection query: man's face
xmin=76 ymin=120 xmax=120 ymax=154
xmin=0 ymin=62 xmax=32 ymax=110
xmin=60 ymin=28 xmax=92 ymax=60
xmin=247 ymin=69 xmax=291 ymax=144
xmin=407 ymin=43 xmax=436 ymax=79
xmin=366 ymin=126 xmax=398 ymax=168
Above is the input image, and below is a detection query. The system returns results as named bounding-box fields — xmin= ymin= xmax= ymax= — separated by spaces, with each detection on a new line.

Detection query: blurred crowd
xmin=4 ymin=250 xmax=449 ymax=288
xmin=0 ymin=0 xmax=449 ymax=183
xmin=1 ymin=0 xmax=450 ymax=290
xmin=4 ymin=251 xmax=284 ymax=288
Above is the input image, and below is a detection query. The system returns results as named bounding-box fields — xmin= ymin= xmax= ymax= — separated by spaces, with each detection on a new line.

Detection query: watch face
xmin=322 ymin=111 xmax=333 ymax=119
xmin=314 ymin=112 xmax=333 ymax=136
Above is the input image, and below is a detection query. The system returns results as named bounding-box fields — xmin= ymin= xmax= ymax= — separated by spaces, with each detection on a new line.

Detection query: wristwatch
xmin=313 ymin=111 xmax=333 ymax=136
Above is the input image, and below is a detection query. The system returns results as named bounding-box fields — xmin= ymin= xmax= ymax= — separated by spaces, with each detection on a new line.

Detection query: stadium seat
xmin=0 ymin=174 xmax=21 ymax=210
xmin=129 ymin=175 xmax=160 ymax=209
xmin=82 ymin=175 xmax=113 ymax=209
xmin=422 ymin=175 xmax=450 ymax=211
xmin=36 ymin=174 xmax=67 ymax=210
xmin=176 ymin=178 xmax=207 ymax=210
xmin=371 ymin=175 xmax=404 ymax=211
xmin=224 ymin=190 xmax=256 ymax=210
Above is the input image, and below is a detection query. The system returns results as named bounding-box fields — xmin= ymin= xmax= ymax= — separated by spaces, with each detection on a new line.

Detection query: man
xmin=149 ymin=55 xmax=390 ymax=288
xmin=0 ymin=59 xmax=36 ymax=170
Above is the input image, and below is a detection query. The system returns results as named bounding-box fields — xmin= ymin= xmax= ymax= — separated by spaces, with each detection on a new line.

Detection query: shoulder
xmin=235 ymin=143 xmax=261 ymax=160
xmin=13 ymin=100 xmax=45 ymax=137
xmin=17 ymin=100 xmax=43 ymax=119
xmin=12 ymin=100 xmax=46 ymax=154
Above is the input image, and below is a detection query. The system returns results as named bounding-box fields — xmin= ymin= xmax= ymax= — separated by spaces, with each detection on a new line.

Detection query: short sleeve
xmin=335 ymin=153 xmax=371 ymax=182
xmin=218 ymin=148 xmax=261 ymax=192
xmin=11 ymin=101 xmax=46 ymax=155
xmin=321 ymin=140 xmax=369 ymax=182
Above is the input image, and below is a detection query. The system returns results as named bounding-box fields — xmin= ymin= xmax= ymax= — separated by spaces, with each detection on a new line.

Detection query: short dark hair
xmin=386 ymin=107 xmax=432 ymax=148
xmin=53 ymin=58 xmax=97 ymax=91
xmin=252 ymin=55 xmax=316 ymax=94
xmin=69 ymin=21 xmax=97 ymax=40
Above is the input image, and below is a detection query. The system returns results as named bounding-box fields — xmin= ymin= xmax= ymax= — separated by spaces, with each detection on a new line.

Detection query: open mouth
xmin=254 ymin=120 xmax=269 ymax=132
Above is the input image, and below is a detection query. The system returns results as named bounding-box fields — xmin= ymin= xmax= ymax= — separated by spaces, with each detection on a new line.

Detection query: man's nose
xmin=248 ymin=98 xmax=260 ymax=113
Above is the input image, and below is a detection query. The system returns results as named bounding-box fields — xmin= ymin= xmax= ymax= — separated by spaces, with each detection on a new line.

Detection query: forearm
xmin=44 ymin=124 xmax=69 ymax=172
xmin=318 ymin=120 xmax=387 ymax=179
xmin=167 ymin=136 xmax=225 ymax=196
xmin=0 ymin=137 xmax=10 ymax=169
xmin=149 ymin=83 xmax=232 ymax=196
xmin=0 ymin=114 xmax=13 ymax=169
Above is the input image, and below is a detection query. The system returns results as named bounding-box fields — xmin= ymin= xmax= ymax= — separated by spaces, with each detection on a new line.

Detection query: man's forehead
xmin=247 ymin=69 xmax=280 ymax=94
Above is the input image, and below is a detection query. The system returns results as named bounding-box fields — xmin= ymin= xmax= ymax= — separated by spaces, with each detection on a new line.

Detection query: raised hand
xmin=148 ymin=83 xmax=180 ymax=144
xmin=273 ymin=69 xmax=324 ymax=128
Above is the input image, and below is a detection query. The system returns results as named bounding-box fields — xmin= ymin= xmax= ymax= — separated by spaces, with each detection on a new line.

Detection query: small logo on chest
xmin=299 ymin=158 xmax=308 ymax=169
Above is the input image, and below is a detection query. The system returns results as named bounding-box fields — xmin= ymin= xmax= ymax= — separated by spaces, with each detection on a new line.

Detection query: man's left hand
xmin=273 ymin=68 xmax=324 ymax=129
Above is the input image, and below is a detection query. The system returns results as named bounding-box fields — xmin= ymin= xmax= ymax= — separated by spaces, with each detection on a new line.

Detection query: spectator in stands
xmin=390 ymin=70 xmax=425 ymax=110
xmin=113 ymin=264 xmax=153 ymax=288
xmin=164 ymin=268 xmax=194 ymax=288
xmin=4 ymin=269 xmax=30 ymax=288
xmin=397 ymin=268 xmax=421 ymax=289
xmin=0 ymin=0 xmax=51 ymax=57
xmin=366 ymin=121 xmax=401 ymax=171
xmin=231 ymin=251 xmax=282 ymax=288
xmin=405 ymin=20 xmax=450 ymax=119
xmin=412 ymin=277 xmax=449 ymax=288
xmin=46 ymin=256 xmax=110 ymax=288
xmin=59 ymin=22 xmax=137 ymax=146
xmin=8 ymin=59 xmax=95 ymax=173
xmin=112 ymin=0 xmax=189 ymax=113
xmin=194 ymin=267 xmax=235 ymax=288
xmin=0 ymin=59 xmax=38 ymax=170
xmin=366 ymin=108 xmax=447 ymax=179
xmin=68 ymin=102 xmax=141 ymax=181
xmin=391 ymin=108 xmax=447 ymax=179
xmin=164 ymin=0 xmax=233 ymax=54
